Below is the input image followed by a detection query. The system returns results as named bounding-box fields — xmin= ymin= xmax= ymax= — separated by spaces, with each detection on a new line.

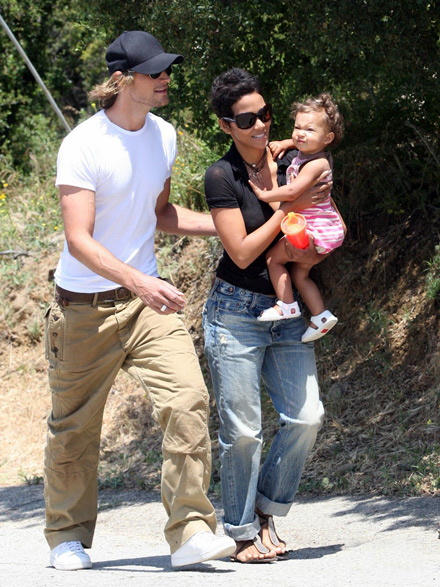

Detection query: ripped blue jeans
xmin=203 ymin=278 xmax=324 ymax=541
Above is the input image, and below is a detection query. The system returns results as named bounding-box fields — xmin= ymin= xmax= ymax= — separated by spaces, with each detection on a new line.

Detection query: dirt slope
xmin=1 ymin=212 xmax=439 ymax=494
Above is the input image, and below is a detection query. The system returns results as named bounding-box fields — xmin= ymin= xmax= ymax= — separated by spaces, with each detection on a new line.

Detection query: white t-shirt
xmin=54 ymin=110 xmax=176 ymax=292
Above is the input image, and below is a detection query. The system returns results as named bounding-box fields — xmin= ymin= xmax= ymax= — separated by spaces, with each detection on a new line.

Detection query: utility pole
xmin=0 ymin=13 xmax=71 ymax=133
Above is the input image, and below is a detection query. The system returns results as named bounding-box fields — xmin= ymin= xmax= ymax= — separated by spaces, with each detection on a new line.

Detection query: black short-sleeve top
xmin=204 ymin=143 xmax=296 ymax=295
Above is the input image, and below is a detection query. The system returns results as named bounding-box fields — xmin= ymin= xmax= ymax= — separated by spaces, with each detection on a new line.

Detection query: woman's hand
xmin=283 ymin=234 xmax=328 ymax=266
xmin=281 ymin=170 xmax=332 ymax=213
xmin=331 ymin=197 xmax=347 ymax=235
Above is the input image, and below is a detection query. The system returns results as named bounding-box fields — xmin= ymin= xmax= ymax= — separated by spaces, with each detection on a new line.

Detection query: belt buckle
xmin=114 ymin=287 xmax=129 ymax=301
xmin=55 ymin=292 xmax=69 ymax=307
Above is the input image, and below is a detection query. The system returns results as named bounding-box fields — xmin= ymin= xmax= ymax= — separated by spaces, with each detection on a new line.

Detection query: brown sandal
xmin=230 ymin=536 xmax=276 ymax=563
xmin=257 ymin=512 xmax=290 ymax=560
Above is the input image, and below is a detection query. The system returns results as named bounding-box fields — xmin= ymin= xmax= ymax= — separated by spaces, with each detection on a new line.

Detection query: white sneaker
xmin=171 ymin=531 xmax=236 ymax=567
xmin=50 ymin=541 xmax=92 ymax=570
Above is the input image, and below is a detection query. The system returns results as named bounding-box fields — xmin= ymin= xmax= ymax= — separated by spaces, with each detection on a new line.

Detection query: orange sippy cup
xmin=281 ymin=212 xmax=309 ymax=249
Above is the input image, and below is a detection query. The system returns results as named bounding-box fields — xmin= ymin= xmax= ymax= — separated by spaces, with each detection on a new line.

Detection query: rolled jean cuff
xmin=255 ymin=492 xmax=292 ymax=518
xmin=223 ymin=514 xmax=260 ymax=541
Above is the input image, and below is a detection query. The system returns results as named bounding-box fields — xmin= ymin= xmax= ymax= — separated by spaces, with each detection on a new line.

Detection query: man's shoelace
xmin=66 ymin=541 xmax=83 ymax=552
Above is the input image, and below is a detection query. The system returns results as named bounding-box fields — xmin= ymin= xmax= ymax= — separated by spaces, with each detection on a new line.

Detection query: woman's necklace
xmin=243 ymin=148 xmax=268 ymax=184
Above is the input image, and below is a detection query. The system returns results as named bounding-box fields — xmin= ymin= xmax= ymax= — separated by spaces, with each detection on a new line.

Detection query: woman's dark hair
xmin=210 ymin=68 xmax=263 ymax=119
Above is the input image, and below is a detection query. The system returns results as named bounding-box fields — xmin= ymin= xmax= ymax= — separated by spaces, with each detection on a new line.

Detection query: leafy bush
xmin=1 ymin=1 xmax=108 ymax=170
xmin=171 ymin=126 xmax=221 ymax=211
xmin=77 ymin=0 xmax=440 ymax=222
xmin=426 ymin=244 xmax=440 ymax=301
xmin=2 ymin=0 xmax=439 ymax=227
xmin=0 ymin=137 xmax=61 ymax=256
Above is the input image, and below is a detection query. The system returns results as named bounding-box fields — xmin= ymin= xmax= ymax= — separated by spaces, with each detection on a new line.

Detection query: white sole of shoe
xmin=301 ymin=311 xmax=338 ymax=343
xmin=50 ymin=561 xmax=92 ymax=571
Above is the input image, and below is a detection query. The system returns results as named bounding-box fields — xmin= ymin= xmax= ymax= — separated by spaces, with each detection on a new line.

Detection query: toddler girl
xmin=250 ymin=93 xmax=345 ymax=343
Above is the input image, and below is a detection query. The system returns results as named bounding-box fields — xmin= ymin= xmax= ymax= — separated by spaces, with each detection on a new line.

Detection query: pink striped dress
xmin=286 ymin=151 xmax=345 ymax=254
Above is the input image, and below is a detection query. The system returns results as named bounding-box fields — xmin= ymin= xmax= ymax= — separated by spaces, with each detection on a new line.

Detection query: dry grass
xmin=0 ymin=344 xmax=49 ymax=485
xmin=1 ymin=217 xmax=439 ymax=496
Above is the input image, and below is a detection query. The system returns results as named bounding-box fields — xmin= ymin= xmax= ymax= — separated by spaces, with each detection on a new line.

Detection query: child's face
xmin=291 ymin=110 xmax=334 ymax=154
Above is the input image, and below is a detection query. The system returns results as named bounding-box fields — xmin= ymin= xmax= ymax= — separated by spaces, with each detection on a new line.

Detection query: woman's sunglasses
xmin=149 ymin=66 xmax=173 ymax=79
xmin=222 ymin=104 xmax=272 ymax=130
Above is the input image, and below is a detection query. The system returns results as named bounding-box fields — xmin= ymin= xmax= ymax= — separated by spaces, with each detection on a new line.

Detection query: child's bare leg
xmin=267 ymin=239 xmax=295 ymax=304
xmin=290 ymin=262 xmax=325 ymax=317
xmin=258 ymin=239 xmax=301 ymax=320
xmin=290 ymin=262 xmax=338 ymax=342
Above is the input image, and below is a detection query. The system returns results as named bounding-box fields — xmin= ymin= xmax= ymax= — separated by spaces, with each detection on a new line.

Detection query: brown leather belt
xmin=55 ymin=284 xmax=135 ymax=305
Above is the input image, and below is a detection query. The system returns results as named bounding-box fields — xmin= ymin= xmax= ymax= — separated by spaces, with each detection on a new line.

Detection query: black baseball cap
xmin=106 ymin=31 xmax=184 ymax=75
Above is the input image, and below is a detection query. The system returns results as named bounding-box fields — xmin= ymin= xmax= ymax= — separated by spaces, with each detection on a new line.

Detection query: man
xmin=44 ymin=30 xmax=235 ymax=571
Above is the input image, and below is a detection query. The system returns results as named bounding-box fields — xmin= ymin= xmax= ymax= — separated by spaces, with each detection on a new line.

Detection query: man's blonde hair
xmin=88 ymin=71 xmax=135 ymax=109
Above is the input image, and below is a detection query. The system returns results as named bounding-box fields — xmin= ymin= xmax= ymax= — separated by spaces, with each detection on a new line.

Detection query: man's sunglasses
xmin=222 ymin=104 xmax=272 ymax=130
xmin=149 ymin=66 xmax=173 ymax=79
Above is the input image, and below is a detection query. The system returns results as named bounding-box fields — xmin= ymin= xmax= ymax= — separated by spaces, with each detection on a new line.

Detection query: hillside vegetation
xmin=0 ymin=136 xmax=439 ymax=494
xmin=0 ymin=0 xmax=439 ymax=495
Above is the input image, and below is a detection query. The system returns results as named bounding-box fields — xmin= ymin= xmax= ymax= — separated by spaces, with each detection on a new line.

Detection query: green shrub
xmin=170 ymin=126 xmax=220 ymax=212
xmin=426 ymin=244 xmax=440 ymax=301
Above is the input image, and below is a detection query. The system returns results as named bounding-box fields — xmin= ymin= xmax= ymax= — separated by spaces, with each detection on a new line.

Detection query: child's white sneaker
xmin=301 ymin=310 xmax=338 ymax=343
xmin=257 ymin=300 xmax=301 ymax=321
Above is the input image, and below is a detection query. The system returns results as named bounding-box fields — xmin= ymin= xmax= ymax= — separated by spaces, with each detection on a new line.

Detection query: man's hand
xmin=133 ymin=274 xmax=186 ymax=314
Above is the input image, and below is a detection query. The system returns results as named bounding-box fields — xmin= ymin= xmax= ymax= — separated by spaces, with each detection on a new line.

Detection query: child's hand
xmin=249 ymin=179 xmax=267 ymax=200
xmin=269 ymin=139 xmax=295 ymax=160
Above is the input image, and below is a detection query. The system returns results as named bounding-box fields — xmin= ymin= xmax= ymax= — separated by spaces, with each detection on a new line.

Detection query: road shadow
xmin=0 ymin=484 xmax=225 ymax=522
xmin=324 ymin=494 xmax=440 ymax=532
xmin=289 ymin=544 xmax=344 ymax=559
xmin=91 ymin=555 xmax=235 ymax=573
xmin=0 ymin=484 xmax=45 ymax=522
xmin=1 ymin=483 xmax=438 ymax=535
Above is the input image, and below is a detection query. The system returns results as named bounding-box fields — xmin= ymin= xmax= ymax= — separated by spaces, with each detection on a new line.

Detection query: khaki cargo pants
xmin=44 ymin=295 xmax=216 ymax=553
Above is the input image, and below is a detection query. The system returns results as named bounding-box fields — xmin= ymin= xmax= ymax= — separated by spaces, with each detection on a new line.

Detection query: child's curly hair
xmin=291 ymin=93 xmax=344 ymax=147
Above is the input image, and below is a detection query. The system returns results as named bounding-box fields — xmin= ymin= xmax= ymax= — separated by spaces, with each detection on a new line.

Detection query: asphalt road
xmin=0 ymin=484 xmax=438 ymax=587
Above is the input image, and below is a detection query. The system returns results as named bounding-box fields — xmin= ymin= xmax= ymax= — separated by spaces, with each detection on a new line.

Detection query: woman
xmin=202 ymin=69 xmax=327 ymax=563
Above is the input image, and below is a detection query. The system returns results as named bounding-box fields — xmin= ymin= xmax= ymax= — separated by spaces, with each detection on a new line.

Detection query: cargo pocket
xmin=45 ymin=304 xmax=65 ymax=361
